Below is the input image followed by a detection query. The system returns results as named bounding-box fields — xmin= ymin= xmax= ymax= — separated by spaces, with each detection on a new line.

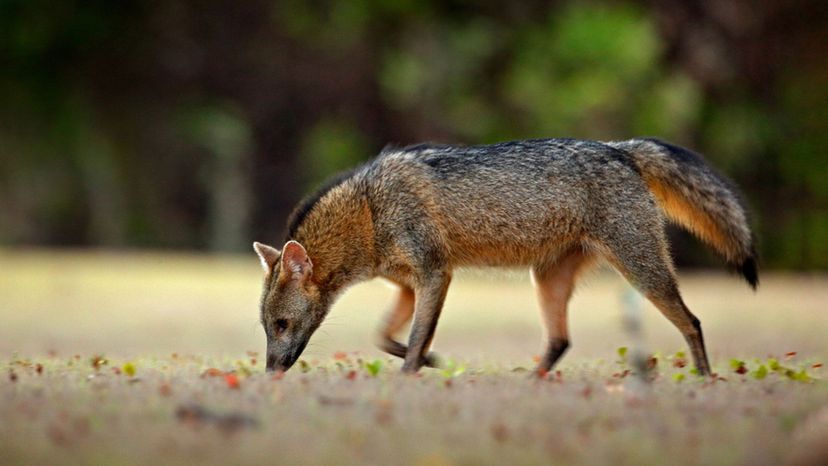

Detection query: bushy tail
xmin=606 ymin=138 xmax=758 ymax=289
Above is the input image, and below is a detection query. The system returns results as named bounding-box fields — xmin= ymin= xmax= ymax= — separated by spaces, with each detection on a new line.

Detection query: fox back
xmin=361 ymin=139 xmax=649 ymax=269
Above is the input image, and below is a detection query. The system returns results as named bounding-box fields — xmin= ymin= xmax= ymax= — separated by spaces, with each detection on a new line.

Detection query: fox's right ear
xmin=253 ymin=242 xmax=281 ymax=273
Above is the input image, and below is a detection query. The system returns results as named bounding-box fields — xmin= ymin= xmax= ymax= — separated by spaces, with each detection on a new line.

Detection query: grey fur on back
xmin=367 ymin=139 xmax=648 ymax=267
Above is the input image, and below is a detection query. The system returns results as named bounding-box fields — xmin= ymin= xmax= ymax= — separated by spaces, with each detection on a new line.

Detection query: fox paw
xmin=423 ymin=352 xmax=441 ymax=368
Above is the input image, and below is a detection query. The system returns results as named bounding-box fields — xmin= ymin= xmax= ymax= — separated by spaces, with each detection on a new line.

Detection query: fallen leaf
xmin=730 ymin=359 xmax=748 ymax=374
xmin=224 ymin=373 xmax=240 ymax=389
xmin=122 ymin=362 xmax=136 ymax=377
xmin=201 ymin=368 xmax=225 ymax=378
xmin=752 ymin=365 xmax=768 ymax=380
xmin=365 ymin=360 xmax=383 ymax=377
xmin=617 ymin=347 xmax=628 ymax=360
xmin=90 ymin=355 xmax=108 ymax=370
xmin=345 ymin=370 xmax=357 ymax=380
xmin=333 ymin=351 xmax=348 ymax=361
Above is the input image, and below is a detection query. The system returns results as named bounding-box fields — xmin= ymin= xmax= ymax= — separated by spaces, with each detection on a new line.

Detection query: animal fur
xmin=254 ymin=138 xmax=758 ymax=375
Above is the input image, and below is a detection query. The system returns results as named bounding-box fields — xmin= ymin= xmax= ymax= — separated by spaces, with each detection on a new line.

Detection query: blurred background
xmin=1 ymin=0 xmax=826 ymax=269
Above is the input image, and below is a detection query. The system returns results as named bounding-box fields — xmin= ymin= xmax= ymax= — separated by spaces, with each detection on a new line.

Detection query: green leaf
xmin=768 ymin=358 xmax=781 ymax=371
xmin=365 ymin=359 xmax=383 ymax=377
xmin=752 ymin=364 xmax=768 ymax=380
xmin=729 ymin=359 xmax=745 ymax=370
xmin=617 ymin=347 xmax=628 ymax=359
xmin=672 ymin=373 xmax=685 ymax=382
xmin=785 ymin=368 xmax=812 ymax=382
xmin=122 ymin=362 xmax=136 ymax=377
xmin=440 ymin=359 xmax=466 ymax=379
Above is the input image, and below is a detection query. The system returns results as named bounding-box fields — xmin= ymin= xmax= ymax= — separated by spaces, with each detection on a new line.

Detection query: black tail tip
xmin=737 ymin=256 xmax=759 ymax=290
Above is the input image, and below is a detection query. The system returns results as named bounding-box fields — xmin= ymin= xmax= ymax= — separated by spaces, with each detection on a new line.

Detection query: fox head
xmin=253 ymin=240 xmax=328 ymax=372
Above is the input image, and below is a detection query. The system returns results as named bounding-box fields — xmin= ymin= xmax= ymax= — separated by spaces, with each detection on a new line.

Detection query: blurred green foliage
xmin=0 ymin=0 xmax=825 ymax=268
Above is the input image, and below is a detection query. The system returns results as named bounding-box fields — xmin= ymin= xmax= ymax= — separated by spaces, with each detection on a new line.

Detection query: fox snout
xmin=265 ymin=337 xmax=310 ymax=373
xmin=265 ymin=353 xmax=285 ymax=372
xmin=265 ymin=348 xmax=294 ymax=372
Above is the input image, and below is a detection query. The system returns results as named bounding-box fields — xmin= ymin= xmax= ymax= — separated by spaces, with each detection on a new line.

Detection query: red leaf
xmin=812 ymin=363 xmax=823 ymax=369
xmin=345 ymin=370 xmax=357 ymax=380
xmin=201 ymin=368 xmax=225 ymax=378
xmin=224 ymin=373 xmax=240 ymax=389
xmin=735 ymin=364 xmax=748 ymax=375
xmin=785 ymin=352 xmax=797 ymax=360
xmin=333 ymin=351 xmax=348 ymax=361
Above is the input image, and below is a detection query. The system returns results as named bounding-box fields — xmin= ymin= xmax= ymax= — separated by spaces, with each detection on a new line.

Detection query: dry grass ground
xmin=1 ymin=249 xmax=827 ymax=465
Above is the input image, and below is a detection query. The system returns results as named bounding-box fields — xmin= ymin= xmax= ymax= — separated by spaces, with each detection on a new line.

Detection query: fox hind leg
xmin=376 ymin=285 xmax=439 ymax=368
xmin=596 ymin=226 xmax=712 ymax=376
xmin=532 ymin=249 xmax=594 ymax=375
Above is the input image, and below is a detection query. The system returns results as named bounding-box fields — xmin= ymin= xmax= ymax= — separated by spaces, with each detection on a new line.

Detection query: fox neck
xmin=292 ymin=189 xmax=376 ymax=295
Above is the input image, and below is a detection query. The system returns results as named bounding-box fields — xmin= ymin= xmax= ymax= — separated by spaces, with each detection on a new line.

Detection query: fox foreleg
xmin=401 ymin=271 xmax=451 ymax=373
xmin=376 ymin=286 xmax=440 ymax=367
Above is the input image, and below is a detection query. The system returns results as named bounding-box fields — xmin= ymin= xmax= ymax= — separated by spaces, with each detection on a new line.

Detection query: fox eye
xmin=274 ymin=319 xmax=289 ymax=333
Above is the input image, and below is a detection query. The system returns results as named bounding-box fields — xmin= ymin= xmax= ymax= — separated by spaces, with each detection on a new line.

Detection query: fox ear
xmin=280 ymin=240 xmax=313 ymax=282
xmin=253 ymin=242 xmax=281 ymax=273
